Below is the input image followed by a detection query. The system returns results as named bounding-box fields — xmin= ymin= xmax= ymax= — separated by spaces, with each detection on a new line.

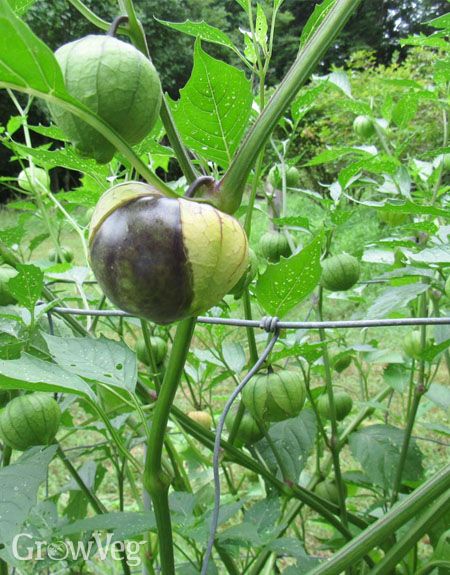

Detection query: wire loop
xmin=260 ymin=315 xmax=280 ymax=333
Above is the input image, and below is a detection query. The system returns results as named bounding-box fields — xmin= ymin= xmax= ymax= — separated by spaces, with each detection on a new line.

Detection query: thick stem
xmin=305 ymin=464 xmax=450 ymax=575
xmin=369 ymin=489 xmax=450 ymax=575
xmin=215 ymin=0 xmax=363 ymax=213
xmin=143 ymin=317 xmax=196 ymax=575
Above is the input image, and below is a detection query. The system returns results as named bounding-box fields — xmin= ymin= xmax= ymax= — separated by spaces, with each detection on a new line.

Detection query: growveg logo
xmin=12 ymin=533 xmax=145 ymax=567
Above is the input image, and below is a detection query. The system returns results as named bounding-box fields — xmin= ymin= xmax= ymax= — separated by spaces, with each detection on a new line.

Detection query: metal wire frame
xmin=48 ymin=305 xmax=450 ymax=330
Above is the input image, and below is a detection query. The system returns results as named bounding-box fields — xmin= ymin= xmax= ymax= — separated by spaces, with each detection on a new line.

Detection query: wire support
xmin=47 ymin=306 xmax=450 ymax=330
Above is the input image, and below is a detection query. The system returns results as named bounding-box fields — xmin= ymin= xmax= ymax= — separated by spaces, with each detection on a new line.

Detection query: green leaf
xmin=59 ymin=512 xmax=156 ymax=541
xmin=155 ymin=19 xmax=240 ymax=54
xmin=7 ymin=264 xmax=43 ymax=311
xmin=383 ymin=364 xmax=410 ymax=393
xmin=255 ymin=236 xmax=322 ymax=318
xmin=306 ymin=146 xmax=371 ymax=166
xmin=219 ymin=498 xmax=282 ymax=546
xmin=255 ymin=3 xmax=268 ymax=49
xmin=6 ymin=140 xmax=109 ymax=178
xmin=171 ymin=40 xmax=253 ymax=168
xmin=43 ymin=334 xmax=137 ymax=393
xmin=349 ymin=424 xmax=424 ymax=490
xmin=222 ymin=342 xmax=246 ymax=375
xmin=0 ymin=0 xmax=68 ymax=94
xmin=0 ymin=353 xmax=96 ymax=399
xmin=392 ymin=93 xmax=419 ymax=128
xmin=425 ymin=383 xmax=450 ymax=414
xmin=366 ymin=283 xmax=429 ymax=319
xmin=300 ymin=0 xmax=336 ymax=49
xmin=0 ymin=445 xmax=58 ymax=545
xmin=233 ymin=0 xmax=248 ymax=13
xmin=270 ymin=342 xmax=324 ymax=365
xmin=257 ymin=408 xmax=316 ymax=481
xmin=271 ymin=216 xmax=310 ymax=230
xmin=291 ymin=83 xmax=327 ymax=123
xmin=410 ymin=246 xmax=450 ymax=265
xmin=339 ymin=155 xmax=401 ymax=189
xmin=7 ymin=0 xmax=34 ymax=15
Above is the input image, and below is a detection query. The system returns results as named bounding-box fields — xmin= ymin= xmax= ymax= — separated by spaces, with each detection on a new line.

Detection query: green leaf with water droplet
xmin=171 ymin=39 xmax=252 ymax=168
xmin=7 ymin=264 xmax=43 ymax=312
xmin=43 ymin=334 xmax=137 ymax=393
xmin=255 ymin=236 xmax=322 ymax=317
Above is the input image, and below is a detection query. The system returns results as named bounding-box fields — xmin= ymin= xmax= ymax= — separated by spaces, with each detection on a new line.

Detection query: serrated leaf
xmin=300 ymin=0 xmax=336 ymax=48
xmin=43 ymin=334 xmax=137 ymax=393
xmin=257 ymin=408 xmax=316 ymax=481
xmin=271 ymin=216 xmax=310 ymax=230
xmin=366 ymin=283 xmax=429 ymax=320
xmin=255 ymin=237 xmax=322 ymax=318
xmin=172 ymin=40 xmax=253 ymax=168
xmin=155 ymin=19 xmax=239 ymax=54
xmin=349 ymin=424 xmax=424 ymax=490
xmin=7 ymin=264 xmax=43 ymax=311
xmin=0 ymin=445 xmax=57 ymax=545
xmin=0 ymin=353 xmax=95 ymax=399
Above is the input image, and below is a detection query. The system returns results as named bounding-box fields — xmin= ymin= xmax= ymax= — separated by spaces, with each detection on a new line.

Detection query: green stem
xmin=391 ymin=291 xmax=427 ymax=506
xmin=215 ymin=0 xmax=363 ymax=214
xmin=305 ymin=464 xmax=450 ymax=575
xmin=243 ymin=289 xmax=259 ymax=363
xmin=57 ymin=444 xmax=107 ymax=514
xmin=67 ymin=0 xmax=115 ymax=32
xmin=119 ymin=0 xmax=197 ymax=184
xmin=141 ymin=320 xmax=162 ymax=392
xmin=226 ymin=288 xmax=259 ymax=445
xmin=317 ymin=287 xmax=348 ymax=527
xmin=369 ymin=489 xmax=450 ymax=575
xmin=143 ymin=317 xmax=196 ymax=575
xmin=390 ymin=386 xmax=424 ymax=506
